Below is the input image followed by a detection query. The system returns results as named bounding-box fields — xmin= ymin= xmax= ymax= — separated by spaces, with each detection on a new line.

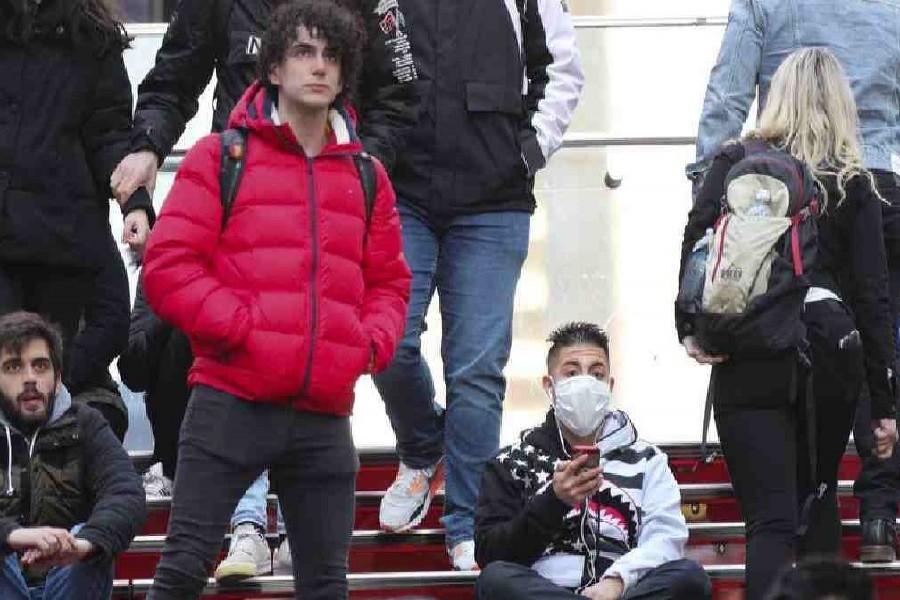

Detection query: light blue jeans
xmin=373 ymin=204 xmax=531 ymax=546
xmin=232 ymin=470 xmax=284 ymax=533
xmin=0 ymin=550 xmax=113 ymax=600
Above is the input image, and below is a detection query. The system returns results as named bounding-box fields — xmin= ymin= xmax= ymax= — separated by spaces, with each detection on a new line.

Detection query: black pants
xmin=475 ymin=559 xmax=711 ymax=600
xmin=146 ymin=329 xmax=192 ymax=480
xmin=853 ymin=168 xmax=900 ymax=523
xmin=147 ymin=385 xmax=359 ymax=599
xmin=714 ymin=300 xmax=862 ymax=600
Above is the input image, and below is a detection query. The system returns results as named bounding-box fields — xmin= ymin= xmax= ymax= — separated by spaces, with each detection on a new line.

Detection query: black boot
xmin=860 ymin=518 xmax=897 ymax=563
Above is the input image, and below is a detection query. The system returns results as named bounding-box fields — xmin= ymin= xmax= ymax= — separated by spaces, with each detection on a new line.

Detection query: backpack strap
xmin=352 ymin=152 xmax=377 ymax=245
xmin=219 ymin=128 xmax=248 ymax=231
xmin=698 ymin=367 xmax=718 ymax=468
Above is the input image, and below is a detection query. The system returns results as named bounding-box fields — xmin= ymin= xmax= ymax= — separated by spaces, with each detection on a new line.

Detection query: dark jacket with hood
xmin=476 ymin=410 xmax=687 ymax=593
xmin=132 ymin=0 xmax=419 ymax=172
xmin=0 ymin=385 xmax=146 ymax=562
xmin=0 ymin=0 xmax=152 ymax=270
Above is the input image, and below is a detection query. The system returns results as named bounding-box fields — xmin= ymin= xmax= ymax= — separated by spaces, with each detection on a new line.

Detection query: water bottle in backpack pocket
xmin=676 ymin=228 xmax=713 ymax=314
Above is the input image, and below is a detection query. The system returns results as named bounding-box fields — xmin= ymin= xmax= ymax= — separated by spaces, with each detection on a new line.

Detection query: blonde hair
xmin=752 ymin=47 xmax=874 ymax=206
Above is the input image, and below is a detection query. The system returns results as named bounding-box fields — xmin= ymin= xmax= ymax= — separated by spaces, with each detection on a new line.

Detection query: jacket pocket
xmin=463 ymin=82 xmax=526 ymax=188
xmin=465 ymin=82 xmax=523 ymax=115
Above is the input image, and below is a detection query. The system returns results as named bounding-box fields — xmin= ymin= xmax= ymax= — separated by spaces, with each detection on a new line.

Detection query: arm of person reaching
xmin=847 ymin=178 xmax=897 ymax=421
xmin=690 ymin=0 xmax=764 ymax=179
xmin=360 ymin=161 xmax=412 ymax=372
xmin=132 ymin=0 xmax=218 ymax=162
xmin=519 ymin=0 xmax=585 ymax=176
xmin=474 ymin=456 xmax=572 ymax=567
xmin=356 ymin=0 xmax=420 ymax=174
xmin=75 ymin=408 xmax=147 ymax=562
xmin=81 ymin=48 xmax=148 ymax=211
xmin=601 ymin=452 xmax=688 ymax=592
xmin=141 ymin=135 xmax=251 ymax=352
xmin=117 ymin=281 xmax=172 ymax=394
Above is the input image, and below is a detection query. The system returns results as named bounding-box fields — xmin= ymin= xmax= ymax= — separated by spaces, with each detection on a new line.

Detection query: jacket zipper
xmin=300 ymin=157 xmax=319 ymax=396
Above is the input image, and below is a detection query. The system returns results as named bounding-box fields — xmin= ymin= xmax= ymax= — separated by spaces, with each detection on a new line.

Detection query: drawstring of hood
xmin=3 ymin=426 xmax=10 ymax=496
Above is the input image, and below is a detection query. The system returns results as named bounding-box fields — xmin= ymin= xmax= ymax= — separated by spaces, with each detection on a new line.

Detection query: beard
xmin=0 ymin=387 xmax=54 ymax=434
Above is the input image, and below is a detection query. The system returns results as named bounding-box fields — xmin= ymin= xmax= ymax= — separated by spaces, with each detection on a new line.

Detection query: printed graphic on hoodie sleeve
xmin=374 ymin=0 xmax=417 ymax=83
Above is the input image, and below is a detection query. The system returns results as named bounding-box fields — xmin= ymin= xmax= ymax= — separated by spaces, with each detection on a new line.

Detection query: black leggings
xmin=713 ymin=300 xmax=862 ymax=600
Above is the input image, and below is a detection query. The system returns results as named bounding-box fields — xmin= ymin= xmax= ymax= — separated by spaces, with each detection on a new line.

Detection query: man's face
xmin=269 ymin=25 xmax=342 ymax=111
xmin=542 ymin=344 xmax=614 ymax=394
xmin=0 ymin=338 xmax=58 ymax=430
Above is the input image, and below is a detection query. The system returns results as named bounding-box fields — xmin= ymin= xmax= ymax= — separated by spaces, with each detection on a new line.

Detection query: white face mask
xmin=549 ymin=375 xmax=612 ymax=438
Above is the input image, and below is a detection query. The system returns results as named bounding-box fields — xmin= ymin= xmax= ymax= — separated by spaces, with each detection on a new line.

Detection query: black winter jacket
xmin=66 ymin=231 xmax=129 ymax=396
xmin=678 ymin=143 xmax=896 ymax=418
xmin=0 ymin=1 xmax=150 ymax=269
xmin=0 ymin=387 xmax=146 ymax=563
xmin=393 ymin=0 xmax=582 ymax=223
xmin=132 ymin=0 xmax=419 ymax=172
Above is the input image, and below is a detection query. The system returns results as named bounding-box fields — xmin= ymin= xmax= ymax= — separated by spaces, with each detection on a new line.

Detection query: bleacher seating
xmin=112 ymin=444 xmax=900 ymax=599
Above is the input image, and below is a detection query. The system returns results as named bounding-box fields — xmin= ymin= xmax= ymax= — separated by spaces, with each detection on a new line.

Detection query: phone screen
xmin=572 ymin=445 xmax=601 ymax=470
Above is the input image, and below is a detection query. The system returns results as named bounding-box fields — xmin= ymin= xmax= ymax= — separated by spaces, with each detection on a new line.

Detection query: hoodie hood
xmin=227 ymin=80 xmax=364 ymax=155
xmin=524 ymin=409 xmax=638 ymax=460
xmin=0 ymin=383 xmax=71 ymax=433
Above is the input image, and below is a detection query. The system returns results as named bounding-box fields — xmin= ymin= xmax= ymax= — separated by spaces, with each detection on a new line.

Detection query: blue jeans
xmin=232 ymin=470 xmax=285 ymax=533
xmin=0 ymin=553 xmax=113 ymax=600
xmin=373 ymin=204 xmax=530 ymax=546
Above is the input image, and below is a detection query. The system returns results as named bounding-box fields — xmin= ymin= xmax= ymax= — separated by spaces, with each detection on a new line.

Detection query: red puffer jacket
xmin=142 ymin=82 xmax=411 ymax=415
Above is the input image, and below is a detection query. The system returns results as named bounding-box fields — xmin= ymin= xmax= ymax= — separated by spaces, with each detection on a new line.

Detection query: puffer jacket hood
xmin=228 ymin=82 xmax=364 ymax=156
xmin=142 ymin=80 xmax=411 ymax=414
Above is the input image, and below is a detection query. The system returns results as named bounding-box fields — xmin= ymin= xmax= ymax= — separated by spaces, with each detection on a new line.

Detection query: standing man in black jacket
xmin=0 ymin=312 xmax=146 ymax=599
xmin=110 ymin=0 xmax=420 ymax=582
xmin=373 ymin=0 xmax=583 ymax=570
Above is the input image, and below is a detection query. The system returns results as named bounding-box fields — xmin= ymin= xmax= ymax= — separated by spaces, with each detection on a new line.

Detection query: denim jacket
xmin=691 ymin=0 xmax=900 ymax=178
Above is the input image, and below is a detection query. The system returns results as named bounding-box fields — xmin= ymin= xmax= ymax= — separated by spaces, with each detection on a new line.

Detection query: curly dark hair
xmin=547 ymin=322 xmax=610 ymax=369
xmin=258 ymin=0 xmax=367 ymax=102
xmin=0 ymin=0 xmax=129 ymax=55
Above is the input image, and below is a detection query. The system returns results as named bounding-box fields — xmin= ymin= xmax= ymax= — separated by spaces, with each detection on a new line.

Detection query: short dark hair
xmin=547 ymin=322 xmax=610 ymax=369
xmin=258 ymin=0 xmax=366 ymax=101
xmin=0 ymin=312 xmax=64 ymax=376
xmin=765 ymin=557 xmax=873 ymax=600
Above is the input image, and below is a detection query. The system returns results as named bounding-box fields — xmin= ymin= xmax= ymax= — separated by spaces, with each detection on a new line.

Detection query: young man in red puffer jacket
xmin=140 ymin=2 xmax=411 ymax=597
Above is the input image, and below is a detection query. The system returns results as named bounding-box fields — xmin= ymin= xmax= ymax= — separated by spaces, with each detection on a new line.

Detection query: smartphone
xmin=572 ymin=444 xmax=601 ymax=470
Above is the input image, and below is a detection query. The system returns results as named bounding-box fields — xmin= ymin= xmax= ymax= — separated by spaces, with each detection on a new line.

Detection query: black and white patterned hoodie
xmin=475 ymin=409 xmax=688 ymax=592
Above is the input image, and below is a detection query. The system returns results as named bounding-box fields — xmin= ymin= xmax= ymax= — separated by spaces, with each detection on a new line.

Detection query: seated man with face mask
xmin=474 ymin=322 xmax=710 ymax=600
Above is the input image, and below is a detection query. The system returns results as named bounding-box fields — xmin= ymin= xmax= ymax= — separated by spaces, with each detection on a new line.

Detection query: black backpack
xmin=678 ymin=140 xmax=820 ymax=357
xmin=218 ymin=128 xmax=377 ymax=237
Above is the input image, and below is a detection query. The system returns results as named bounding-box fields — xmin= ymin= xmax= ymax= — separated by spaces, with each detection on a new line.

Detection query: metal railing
xmin=125 ymin=15 xmax=729 ymax=38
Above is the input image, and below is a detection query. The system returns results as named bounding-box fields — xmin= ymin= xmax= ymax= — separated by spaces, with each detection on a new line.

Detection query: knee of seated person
xmin=668 ymin=559 xmax=712 ymax=600
xmin=475 ymin=561 xmax=520 ymax=598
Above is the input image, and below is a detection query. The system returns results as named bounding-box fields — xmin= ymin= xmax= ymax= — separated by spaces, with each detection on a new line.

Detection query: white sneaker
xmin=449 ymin=540 xmax=478 ymax=571
xmin=379 ymin=460 xmax=444 ymax=532
xmin=142 ymin=462 xmax=174 ymax=497
xmin=273 ymin=537 xmax=292 ymax=575
xmin=214 ymin=523 xmax=272 ymax=583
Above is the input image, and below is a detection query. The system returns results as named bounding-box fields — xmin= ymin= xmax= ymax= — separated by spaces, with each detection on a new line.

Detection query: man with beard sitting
xmin=0 ymin=311 xmax=145 ymax=599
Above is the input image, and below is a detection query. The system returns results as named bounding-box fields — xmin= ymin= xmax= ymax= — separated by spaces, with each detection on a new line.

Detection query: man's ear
xmin=542 ymin=375 xmax=552 ymax=397
xmin=608 ymin=376 xmax=616 ymax=393
xmin=268 ymin=64 xmax=281 ymax=87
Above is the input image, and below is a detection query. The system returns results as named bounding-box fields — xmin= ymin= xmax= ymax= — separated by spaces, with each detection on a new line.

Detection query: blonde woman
xmin=677 ymin=47 xmax=898 ymax=600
